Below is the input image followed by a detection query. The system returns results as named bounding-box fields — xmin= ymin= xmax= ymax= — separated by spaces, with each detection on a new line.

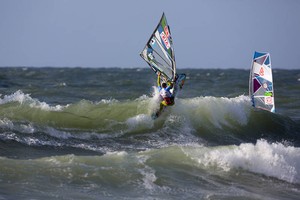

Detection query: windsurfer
xmin=157 ymin=72 xmax=175 ymax=113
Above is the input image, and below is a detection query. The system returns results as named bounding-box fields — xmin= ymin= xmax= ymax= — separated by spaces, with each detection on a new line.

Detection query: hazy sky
xmin=0 ymin=0 xmax=299 ymax=69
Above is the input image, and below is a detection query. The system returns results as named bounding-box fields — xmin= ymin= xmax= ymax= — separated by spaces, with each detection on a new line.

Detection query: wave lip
xmin=0 ymin=90 xmax=65 ymax=111
xmin=186 ymin=139 xmax=300 ymax=183
xmin=179 ymin=95 xmax=251 ymax=128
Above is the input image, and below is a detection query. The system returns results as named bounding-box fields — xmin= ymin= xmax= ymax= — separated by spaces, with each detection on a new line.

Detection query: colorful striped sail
xmin=140 ymin=13 xmax=176 ymax=81
xmin=249 ymin=51 xmax=275 ymax=113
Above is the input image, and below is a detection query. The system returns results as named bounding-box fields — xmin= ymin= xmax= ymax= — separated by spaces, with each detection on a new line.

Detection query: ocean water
xmin=0 ymin=67 xmax=300 ymax=200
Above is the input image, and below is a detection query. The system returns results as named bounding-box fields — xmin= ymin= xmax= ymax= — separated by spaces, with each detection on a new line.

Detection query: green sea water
xmin=0 ymin=67 xmax=300 ymax=199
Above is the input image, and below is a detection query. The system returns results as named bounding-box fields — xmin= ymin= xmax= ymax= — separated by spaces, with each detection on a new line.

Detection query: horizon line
xmin=0 ymin=66 xmax=299 ymax=70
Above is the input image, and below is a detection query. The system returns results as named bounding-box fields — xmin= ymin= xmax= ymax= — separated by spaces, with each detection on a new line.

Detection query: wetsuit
xmin=157 ymin=74 xmax=174 ymax=106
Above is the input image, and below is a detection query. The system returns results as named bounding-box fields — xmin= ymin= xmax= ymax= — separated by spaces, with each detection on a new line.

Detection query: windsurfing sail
xmin=249 ymin=51 xmax=275 ymax=113
xmin=140 ymin=13 xmax=176 ymax=82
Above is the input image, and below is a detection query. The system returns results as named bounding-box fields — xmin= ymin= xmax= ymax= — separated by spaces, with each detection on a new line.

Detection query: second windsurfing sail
xmin=249 ymin=51 xmax=275 ymax=113
xmin=140 ymin=13 xmax=176 ymax=82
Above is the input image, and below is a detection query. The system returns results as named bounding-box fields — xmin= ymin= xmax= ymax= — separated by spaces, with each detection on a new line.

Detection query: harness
xmin=163 ymin=97 xmax=173 ymax=105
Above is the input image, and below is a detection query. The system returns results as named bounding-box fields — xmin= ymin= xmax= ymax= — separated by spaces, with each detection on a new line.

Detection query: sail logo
xmin=160 ymin=32 xmax=170 ymax=49
xmin=164 ymin=26 xmax=170 ymax=38
xmin=259 ymin=67 xmax=264 ymax=76
xmin=265 ymin=96 xmax=273 ymax=105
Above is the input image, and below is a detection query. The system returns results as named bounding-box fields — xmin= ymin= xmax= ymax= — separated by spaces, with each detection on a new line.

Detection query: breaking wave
xmin=0 ymin=91 xmax=299 ymax=146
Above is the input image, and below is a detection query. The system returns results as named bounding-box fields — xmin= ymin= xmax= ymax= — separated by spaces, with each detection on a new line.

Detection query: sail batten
xmin=140 ymin=13 xmax=176 ymax=81
xmin=249 ymin=51 xmax=275 ymax=113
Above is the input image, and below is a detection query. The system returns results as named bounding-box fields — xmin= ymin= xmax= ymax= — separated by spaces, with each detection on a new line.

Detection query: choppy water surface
xmin=0 ymin=67 xmax=300 ymax=199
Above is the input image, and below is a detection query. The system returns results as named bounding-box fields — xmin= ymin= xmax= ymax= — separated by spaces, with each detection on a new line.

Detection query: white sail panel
xmin=252 ymin=60 xmax=273 ymax=83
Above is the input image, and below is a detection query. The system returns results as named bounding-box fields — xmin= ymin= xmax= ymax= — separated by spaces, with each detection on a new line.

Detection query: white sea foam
xmin=188 ymin=139 xmax=300 ymax=183
xmin=0 ymin=90 xmax=65 ymax=111
xmin=96 ymin=98 xmax=119 ymax=104
xmin=30 ymin=101 xmax=65 ymax=111
xmin=19 ymin=124 xmax=35 ymax=134
xmin=45 ymin=127 xmax=73 ymax=139
xmin=135 ymin=94 xmax=150 ymax=101
xmin=137 ymin=154 xmax=157 ymax=190
xmin=147 ymin=87 xmax=161 ymax=113
xmin=0 ymin=90 xmax=29 ymax=104
xmin=126 ymin=114 xmax=154 ymax=130
xmin=0 ymin=118 xmax=35 ymax=134
xmin=104 ymin=151 xmax=128 ymax=157
xmin=0 ymin=118 xmax=14 ymax=130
